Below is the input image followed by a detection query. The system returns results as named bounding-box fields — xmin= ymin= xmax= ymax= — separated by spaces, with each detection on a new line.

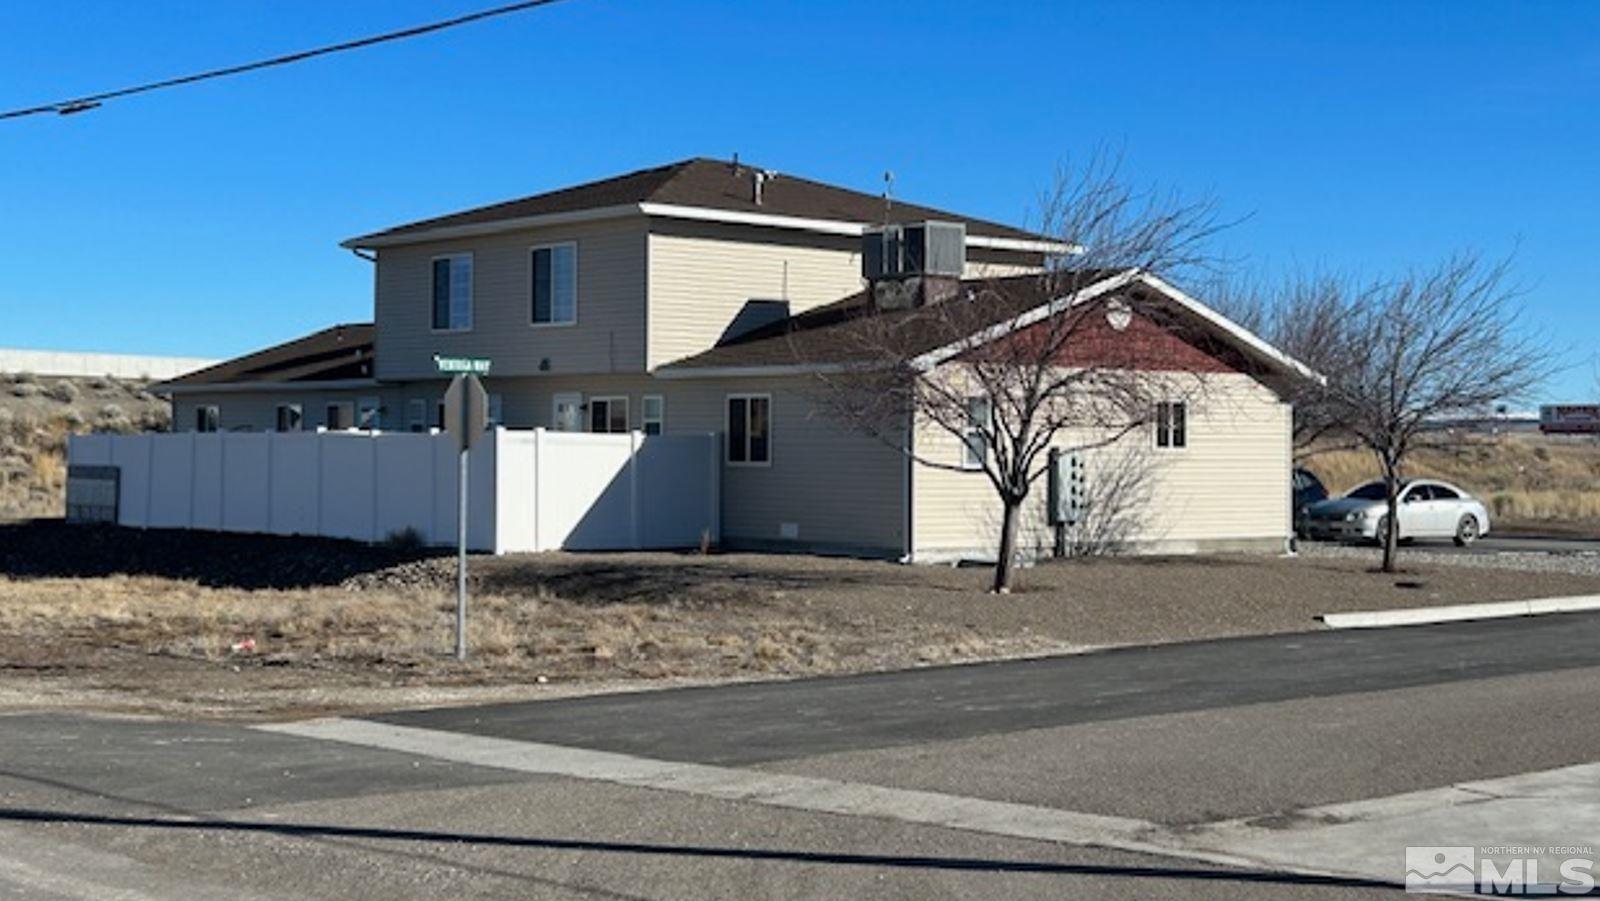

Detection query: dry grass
xmin=1302 ymin=435 xmax=1600 ymax=527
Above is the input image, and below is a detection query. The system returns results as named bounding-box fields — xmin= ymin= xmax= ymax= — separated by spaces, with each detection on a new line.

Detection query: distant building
xmin=0 ymin=348 xmax=218 ymax=381
xmin=1540 ymin=404 xmax=1600 ymax=435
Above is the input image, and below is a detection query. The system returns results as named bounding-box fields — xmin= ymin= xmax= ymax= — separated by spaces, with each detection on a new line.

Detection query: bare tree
xmin=1253 ymin=254 xmax=1552 ymax=572
xmin=800 ymin=157 xmax=1233 ymax=592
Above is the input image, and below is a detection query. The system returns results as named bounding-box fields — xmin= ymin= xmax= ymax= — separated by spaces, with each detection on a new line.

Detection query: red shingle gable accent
xmin=981 ymin=307 xmax=1243 ymax=373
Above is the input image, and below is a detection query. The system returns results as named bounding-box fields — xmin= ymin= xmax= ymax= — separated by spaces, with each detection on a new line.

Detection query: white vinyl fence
xmin=67 ymin=428 xmax=720 ymax=554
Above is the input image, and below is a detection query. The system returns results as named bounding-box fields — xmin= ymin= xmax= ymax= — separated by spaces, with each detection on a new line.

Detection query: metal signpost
xmin=438 ymin=356 xmax=490 ymax=660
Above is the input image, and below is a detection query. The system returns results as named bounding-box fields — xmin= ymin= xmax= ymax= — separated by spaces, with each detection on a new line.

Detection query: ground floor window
xmin=357 ymin=397 xmax=381 ymax=430
xmin=589 ymin=396 xmax=628 ymax=433
xmin=407 ymin=399 xmax=427 ymax=433
xmin=275 ymin=403 xmax=302 ymax=432
xmin=961 ymin=396 xmax=990 ymax=470
xmin=641 ymin=395 xmax=664 ymax=435
xmin=195 ymin=405 xmax=219 ymax=433
xmin=325 ymin=402 xmax=353 ymax=430
xmin=487 ymin=393 xmax=503 ymax=428
xmin=1155 ymin=401 xmax=1187 ymax=450
xmin=727 ymin=394 xmax=770 ymax=465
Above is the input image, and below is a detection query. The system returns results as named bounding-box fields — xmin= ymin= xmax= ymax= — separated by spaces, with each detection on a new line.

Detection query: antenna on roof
xmin=882 ymin=170 xmax=895 ymax=224
xmin=731 ymin=153 xmax=741 ymax=175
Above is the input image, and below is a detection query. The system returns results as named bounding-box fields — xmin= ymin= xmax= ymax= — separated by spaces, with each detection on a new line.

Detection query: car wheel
xmin=1454 ymin=514 xmax=1480 ymax=547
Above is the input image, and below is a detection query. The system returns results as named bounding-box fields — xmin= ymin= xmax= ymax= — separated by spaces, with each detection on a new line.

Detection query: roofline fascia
xmin=343 ymin=201 xmax=1076 ymax=254
xmin=342 ymin=204 xmax=646 ymax=249
xmin=652 ymin=362 xmax=880 ymax=380
xmin=156 ymin=378 xmax=383 ymax=396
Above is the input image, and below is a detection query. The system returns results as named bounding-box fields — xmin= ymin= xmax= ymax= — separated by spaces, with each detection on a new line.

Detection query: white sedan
xmin=1301 ymin=478 xmax=1491 ymax=546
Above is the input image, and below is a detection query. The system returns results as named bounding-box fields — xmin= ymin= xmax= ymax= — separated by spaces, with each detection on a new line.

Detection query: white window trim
xmin=961 ymin=395 xmax=989 ymax=471
xmin=196 ymin=405 xmax=219 ymax=433
xmin=529 ymin=241 xmax=578 ymax=329
xmin=641 ymin=394 xmax=665 ymax=435
xmin=430 ymin=252 xmax=474 ymax=333
xmin=275 ymin=403 xmax=303 ymax=433
xmin=726 ymin=393 xmax=772 ymax=467
xmin=587 ymin=395 xmax=630 ymax=433
xmin=1153 ymin=401 xmax=1188 ymax=451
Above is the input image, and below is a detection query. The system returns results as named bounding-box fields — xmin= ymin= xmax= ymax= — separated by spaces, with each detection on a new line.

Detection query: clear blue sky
xmin=2 ymin=0 xmax=1595 ymax=400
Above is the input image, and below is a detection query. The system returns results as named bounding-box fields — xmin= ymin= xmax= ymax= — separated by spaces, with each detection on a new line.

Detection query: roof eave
xmin=155 ymin=378 xmax=383 ymax=396
xmin=343 ymin=201 xmax=1072 ymax=254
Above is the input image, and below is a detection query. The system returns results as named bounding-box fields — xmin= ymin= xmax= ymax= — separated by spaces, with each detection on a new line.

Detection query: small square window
xmin=195 ymin=405 xmax=219 ymax=433
xmin=1155 ymin=401 xmax=1187 ymax=450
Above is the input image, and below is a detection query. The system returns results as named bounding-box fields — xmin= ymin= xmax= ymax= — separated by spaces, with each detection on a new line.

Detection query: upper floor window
xmin=1154 ymin=401 xmax=1187 ymax=450
xmin=432 ymin=253 xmax=473 ymax=331
xmin=531 ymin=243 xmax=577 ymax=325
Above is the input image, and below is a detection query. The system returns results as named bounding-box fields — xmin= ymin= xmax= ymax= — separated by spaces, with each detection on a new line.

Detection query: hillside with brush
xmin=1302 ymin=434 xmax=1600 ymax=533
xmin=0 ymin=373 xmax=169 ymax=519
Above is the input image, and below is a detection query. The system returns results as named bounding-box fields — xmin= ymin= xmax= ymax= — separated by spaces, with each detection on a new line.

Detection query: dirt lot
xmin=3 ymin=520 xmax=1599 ymax=719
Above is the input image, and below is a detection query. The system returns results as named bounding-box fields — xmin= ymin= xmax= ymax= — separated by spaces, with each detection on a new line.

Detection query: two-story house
xmin=160 ymin=157 xmax=1308 ymax=560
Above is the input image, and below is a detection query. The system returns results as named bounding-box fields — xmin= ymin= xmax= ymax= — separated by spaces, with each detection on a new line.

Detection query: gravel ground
xmin=1298 ymin=540 xmax=1600 ymax=577
xmin=5 ymin=522 xmax=1600 ymax=718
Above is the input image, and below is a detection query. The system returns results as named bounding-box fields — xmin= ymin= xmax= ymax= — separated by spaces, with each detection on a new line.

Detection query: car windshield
xmin=1345 ymin=482 xmax=1391 ymax=500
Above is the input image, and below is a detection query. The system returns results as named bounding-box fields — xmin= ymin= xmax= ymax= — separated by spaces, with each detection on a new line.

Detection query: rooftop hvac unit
xmin=863 ymin=221 xmax=966 ymax=280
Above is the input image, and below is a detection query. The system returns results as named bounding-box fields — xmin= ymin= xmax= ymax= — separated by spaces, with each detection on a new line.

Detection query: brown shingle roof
xmin=658 ymin=271 xmax=1128 ymax=372
xmin=160 ymin=324 xmax=375 ymax=388
xmin=349 ymin=158 xmax=1047 ymax=245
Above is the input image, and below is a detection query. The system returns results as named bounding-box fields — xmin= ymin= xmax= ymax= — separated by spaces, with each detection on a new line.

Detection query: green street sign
xmin=434 ymin=355 xmax=491 ymax=375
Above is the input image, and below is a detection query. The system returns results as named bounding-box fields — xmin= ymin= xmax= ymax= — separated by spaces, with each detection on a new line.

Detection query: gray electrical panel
xmin=66 ymin=465 xmax=120 ymax=524
xmin=1047 ymin=449 xmax=1086 ymax=526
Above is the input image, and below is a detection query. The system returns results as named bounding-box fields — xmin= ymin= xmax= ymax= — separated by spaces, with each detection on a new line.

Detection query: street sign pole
xmin=437 ymin=357 xmax=490 ymax=662
xmin=456 ymin=378 xmax=468 ymax=661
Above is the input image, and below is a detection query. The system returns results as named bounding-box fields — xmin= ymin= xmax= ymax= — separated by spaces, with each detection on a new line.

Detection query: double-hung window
xmin=431 ymin=254 xmax=473 ymax=331
xmin=727 ymin=395 xmax=771 ymax=465
xmin=357 ymin=397 xmax=381 ymax=430
xmin=275 ymin=403 xmax=303 ymax=432
xmin=195 ymin=405 xmax=219 ymax=433
xmin=641 ymin=395 xmax=665 ymax=435
xmin=588 ymin=396 xmax=628 ymax=433
xmin=531 ymin=243 xmax=577 ymax=325
xmin=961 ymin=396 xmax=990 ymax=470
xmin=1155 ymin=401 xmax=1187 ymax=450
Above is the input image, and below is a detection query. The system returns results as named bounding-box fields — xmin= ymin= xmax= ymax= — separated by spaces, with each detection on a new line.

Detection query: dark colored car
xmin=1292 ymin=467 xmax=1328 ymax=537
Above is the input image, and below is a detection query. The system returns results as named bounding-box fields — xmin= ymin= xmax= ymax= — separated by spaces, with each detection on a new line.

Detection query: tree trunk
xmin=1382 ymin=466 xmax=1400 ymax=573
xmin=993 ymin=497 xmax=1021 ymax=594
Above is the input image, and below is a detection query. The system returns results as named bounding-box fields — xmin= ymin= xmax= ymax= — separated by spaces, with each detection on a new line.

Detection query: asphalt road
xmin=5 ymin=613 xmax=1600 ymax=899
xmin=373 ymin=610 xmax=1600 ymax=764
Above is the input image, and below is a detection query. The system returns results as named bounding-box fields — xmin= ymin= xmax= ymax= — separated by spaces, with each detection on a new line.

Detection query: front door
xmin=552 ymin=393 xmax=582 ymax=432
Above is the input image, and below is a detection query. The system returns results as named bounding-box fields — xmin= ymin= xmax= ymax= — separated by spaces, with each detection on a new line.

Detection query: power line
xmin=0 ymin=0 xmax=570 ymax=121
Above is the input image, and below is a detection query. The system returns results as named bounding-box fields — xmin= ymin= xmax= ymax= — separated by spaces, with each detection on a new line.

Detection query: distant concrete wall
xmin=0 ymin=348 xmax=219 ymax=381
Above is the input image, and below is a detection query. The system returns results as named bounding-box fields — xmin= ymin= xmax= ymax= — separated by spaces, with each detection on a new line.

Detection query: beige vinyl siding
xmin=962 ymin=246 xmax=1048 ymax=280
xmin=646 ymin=220 xmax=867 ymax=369
xmin=373 ymin=216 xmax=649 ymax=380
xmin=912 ymin=372 xmax=1291 ymax=559
xmin=172 ymin=388 xmax=404 ymax=433
xmin=452 ymin=373 xmax=905 ymax=554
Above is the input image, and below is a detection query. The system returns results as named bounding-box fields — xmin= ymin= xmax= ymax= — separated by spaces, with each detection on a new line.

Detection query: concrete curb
xmin=1319 ymin=594 xmax=1600 ymax=629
